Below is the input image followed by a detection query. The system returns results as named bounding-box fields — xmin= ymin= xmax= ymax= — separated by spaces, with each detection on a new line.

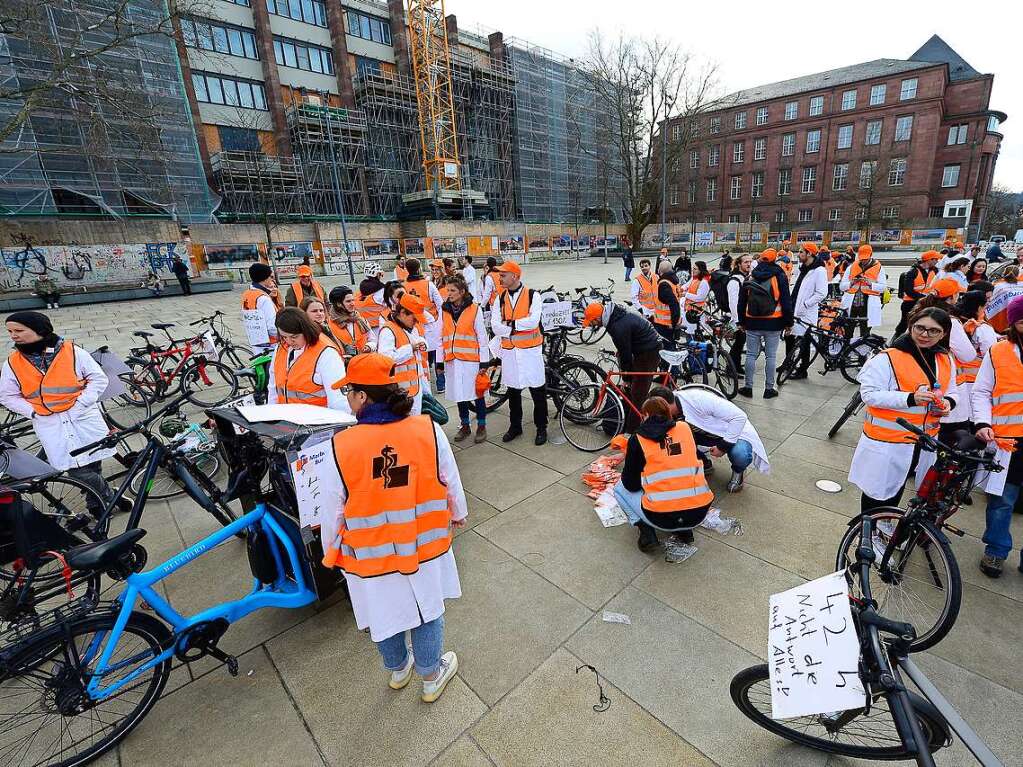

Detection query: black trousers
xmin=176 ymin=275 xmax=192 ymax=295
xmin=784 ymin=333 xmax=813 ymax=372
xmin=508 ymin=385 xmax=548 ymax=430
xmin=729 ymin=327 xmax=746 ymax=372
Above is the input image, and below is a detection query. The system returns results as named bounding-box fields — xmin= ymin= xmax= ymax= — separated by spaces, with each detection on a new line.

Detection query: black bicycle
xmin=776 ymin=310 xmax=885 ymax=386
xmin=828 ymin=389 xmax=864 ymax=439
xmin=188 ymin=310 xmax=254 ymax=369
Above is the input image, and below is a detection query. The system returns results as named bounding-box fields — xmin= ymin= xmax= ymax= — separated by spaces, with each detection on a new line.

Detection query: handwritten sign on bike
xmin=241 ymin=308 xmax=270 ymax=347
xmin=768 ymin=571 xmax=864 ymax=720
xmin=541 ymin=300 xmax=574 ymax=331
xmin=288 ymin=432 xmax=342 ymax=530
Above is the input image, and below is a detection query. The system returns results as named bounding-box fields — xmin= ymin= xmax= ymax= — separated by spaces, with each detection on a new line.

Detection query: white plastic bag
xmin=699 ymin=507 xmax=743 ymax=536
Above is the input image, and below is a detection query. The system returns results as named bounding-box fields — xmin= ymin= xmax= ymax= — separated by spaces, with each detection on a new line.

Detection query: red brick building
xmin=662 ymin=36 xmax=1006 ymax=239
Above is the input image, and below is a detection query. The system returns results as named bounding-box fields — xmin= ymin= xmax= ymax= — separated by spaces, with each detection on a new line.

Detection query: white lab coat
xmin=244 ymin=289 xmax=279 ymax=349
xmin=726 ymin=275 xmax=744 ymax=324
xmin=266 ymin=343 xmax=351 ymax=414
xmin=673 ymin=388 xmax=770 ymax=474
xmin=848 ymin=350 xmax=960 ymax=500
xmin=943 ymin=318 xmax=978 ymax=423
xmin=790 ymin=264 xmax=829 ymax=337
xmin=443 ymin=303 xmax=491 ymax=404
xmin=970 ymin=346 xmax=1017 ymax=496
xmin=377 ymin=322 xmax=429 ymax=415
xmin=491 ymin=285 xmax=545 ymax=389
xmin=935 ymin=270 xmax=969 ymax=291
xmin=461 ymin=264 xmax=479 ymax=303
xmin=480 ymin=272 xmax=499 ymax=309
xmin=320 ymin=420 xmax=466 ymax=642
xmin=407 ymin=278 xmax=444 ymax=353
xmin=839 ymin=262 xmax=887 ymax=329
xmin=0 ymin=343 xmax=116 ymax=470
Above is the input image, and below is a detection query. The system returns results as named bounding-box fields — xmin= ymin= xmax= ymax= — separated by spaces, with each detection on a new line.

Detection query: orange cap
xmin=496 ymin=260 xmax=521 ymax=276
xmin=920 ymin=250 xmax=941 ymax=262
xmin=955 ymin=240 xmax=963 ymax=247
xmin=857 ymin=244 xmax=873 ymax=260
xmin=801 ymin=242 xmax=819 ymax=255
xmin=297 ymin=265 xmax=313 ymax=277
xmin=429 ymin=259 xmax=444 ymax=268
xmin=928 ymin=277 xmax=964 ymax=299
xmin=759 ymin=248 xmax=778 ymax=262
xmin=583 ymin=302 xmax=604 ymax=327
xmin=397 ymin=292 xmax=427 ymax=323
xmin=943 ymin=239 xmax=953 ymax=247
xmin=332 ymin=352 xmax=396 ymax=389
xmin=782 ymin=240 xmax=791 ymax=246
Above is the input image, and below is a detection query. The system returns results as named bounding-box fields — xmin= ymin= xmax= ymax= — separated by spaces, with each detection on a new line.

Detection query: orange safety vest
xmin=328 ymin=318 xmax=368 ymax=353
xmin=241 ymin=288 xmax=268 ymax=311
xmin=7 ymin=342 xmax=86 ymax=416
xmin=404 ymin=278 xmax=433 ymax=318
xmin=635 ymin=273 xmax=657 ymax=313
xmin=322 ymin=415 xmax=451 ymax=577
xmin=684 ymin=276 xmax=708 ymax=312
xmin=846 ymin=260 xmax=882 ymax=296
xmin=291 ymin=279 xmax=325 ymax=305
xmin=442 ymin=303 xmax=481 ymax=363
xmin=954 ymin=319 xmax=986 ymax=386
xmin=653 ymin=279 xmax=682 ymax=327
xmin=824 ymin=257 xmax=837 ymax=282
xmin=779 ymin=259 xmax=793 ymax=280
xmin=903 ymin=267 xmax=936 ymax=303
xmin=500 ymin=286 xmax=542 ymax=349
xmin=271 ymin=337 xmax=334 ymax=406
xmin=990 ymin=340 xmax=1023 ymax=438
xmin=863 ymin=348 xmax=953 ymax=444
xmin=485 ymin=272 xmax=505 ymax=307
xmin=638 ymin=422 xmax=714 ymax=513
xmin=355 ymin=291 xmax=387 ymax=328
xmin=394 ymin=265 xmax=409 ymax=282
xmin=381 ymin=320 xmax=426 ymax=396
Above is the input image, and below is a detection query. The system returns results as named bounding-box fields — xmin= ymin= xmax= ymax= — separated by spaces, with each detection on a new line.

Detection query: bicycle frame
xmin=596 ymin=370 xmax=674 ymax=419
xmin=83 ymin=503 xmax=316 ymax=702
xmin=144 ymin=343 xmax=199 ymax=387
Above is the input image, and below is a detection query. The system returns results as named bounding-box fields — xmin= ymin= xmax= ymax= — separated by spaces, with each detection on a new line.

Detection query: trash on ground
xmin=584 ymin=453 xmax=628 ymax=527
xmin=699 ymin=506 xmax=743 ymax=536
xmin=601 ymin=610 xmax=632 ymax=625
xmin=593 ymin=489 xmax=628 ymax=527
xmin=664 ymin=536 xmax=698 ymax=564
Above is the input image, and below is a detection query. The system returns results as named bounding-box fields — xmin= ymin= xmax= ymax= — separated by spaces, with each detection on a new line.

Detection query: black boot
xmin=636 ymin=522 xmax=659 ymax=552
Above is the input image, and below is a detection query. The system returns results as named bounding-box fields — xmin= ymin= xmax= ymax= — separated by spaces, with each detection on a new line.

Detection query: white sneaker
xmin=389 ymin=652 xmax=414 ymax=689
xmin=421 ymin=651 xmax=458 ymax=703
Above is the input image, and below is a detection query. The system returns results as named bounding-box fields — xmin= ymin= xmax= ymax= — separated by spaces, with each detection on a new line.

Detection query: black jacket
xmin=605 ymin=304 xmax=661 ymax=368
xmin=170 ymin=259 xmax=189 ymax=277
xmin=622 ymin=250 xmax=635 ymax=268
xmin=656 ymin=271 xmax=681 ymax=328
xmin=737 ymin=261 xmax=793 ymax=331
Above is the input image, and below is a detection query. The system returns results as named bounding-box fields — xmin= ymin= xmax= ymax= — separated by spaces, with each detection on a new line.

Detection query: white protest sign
xmin=241 ymin=309 xmax=270 ymax=347
xmin=90 ymin=349 xmax=129 ymax=401
xmin=223 ymin=393 xmax=255 ymax=434
xmin=768 ymin=571 xmax=864 ymax=720
xmin=289 ymin=435 xmax=342 ymax=530
xmin=541 ymin=300 xmax=574 ymax=330
xmin=201 ymin=331 xmax=219 ymax=357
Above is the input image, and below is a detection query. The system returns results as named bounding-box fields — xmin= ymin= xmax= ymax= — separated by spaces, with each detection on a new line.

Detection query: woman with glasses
xmin=266 ymin=307 xmax=350 ymax=414
xmin=848 ymin=306 xmax=959 ymax=511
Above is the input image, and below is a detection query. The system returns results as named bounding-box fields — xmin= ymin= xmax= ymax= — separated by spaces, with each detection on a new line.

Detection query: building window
xmin=941 ymin=164 xmax=960 ymax=187
xmin=751 ymin=171 xmax=764 ymax=198
xmin=798 ymin=208 xmax=813 ymax=223
xmin=865 ymin=120 xmax=882 ymax=145
xmin=947 ymin=204 xmax=968 ymax=217
xmin=775 ymin=210 xmax=787 ymax=223
xmin=833 ymin=163 xmax=849 ymax=191
xmin=181 ymin=18 xmax=258 ymax=59
xmin=706 ymin=216 xmax=715 ymax=224
xmin=274 ymin=37 xmax=334 ymax=74
xmin=733 ymin=141 xmax=744 ymax=163
xmin=219 ymin=126 xmax=260 ymax=151
xmin=778 ymin=168 xmax=792 ymax=195
xmin=929 ymin=205 xmax=944 ymax=218
xmin=346 ymin=10 xmax=392 ymax=43
xmin=709 ymin=145 xmax=720 ymax=166
xmin=671 ymin=157 xmax=680 ymax=174
xmin=268 ymin=0 xmax=327 ymax=26
xmin=706 ymin=178 xmax=718 ymax=202
xmin=882 ymin=205 xmax=900 ymax=219
xmin=869 ymin=83 xmax=886 ymax=105
xmin=728 ymin=214 xmax=740 ymax=224
xmin=836 ymin=124 xmax=853 ymax=150
xmin=671 ymin=124 xmax=681 ymax=142
xmin=802 ymin=166 xmax=817 ymax=193
xmin=988 ymin=115 xmax=1001 ymax=132
xmin=809 ymin=96 xmax=824 ymax=116
xmin=730 ymin=175 xmax=742 ymax=200
xmin=690 ymin=150 xmax=699 ymax=169
xmin=888 ymin=158 xmax=906 ymax=186
xmin=735 ymin=111 xmax=747 ymax=130
xmin=753 ymin=137 xmax=766 ymax=160
xmin=841 ymin=89 xmax=856 ymax=110
xmin=806 ymin=129 xmax=821 ymax=154
xmin=947 ymin=125 xmax=968 ymax=145
xmin=894 ymin=115 xmax=913 ymax=141
xmin=900 ymin=78 xmax=918 ymax=100
xmin=670 ymin=186 xmax=680 ymax=206
xmin=756 ymin=106 xmax=768 ymax=126
xmin=192 ymin=71 xmax=267 ymax=110
xmin=781 ymin=133 xmax=795 ymax=157
xmin=828 ymin=207 xmax=841 ymax=222
xmin=750 ymin=211 xmax=762 ymax=223
xmin=785 ymin=101 xmax=798 ymax=120
xmin=710 ymin=116 xmax=721 ymax=134
xmin=356 ymin=57 xmax=381 ymax=78
xmin=856 ymin=207 xmax=867 ymax=221
xmin=687 ymin=181 xmax=697 ymax=204
xmin=859 ymin=161 xmax=877 ymax=189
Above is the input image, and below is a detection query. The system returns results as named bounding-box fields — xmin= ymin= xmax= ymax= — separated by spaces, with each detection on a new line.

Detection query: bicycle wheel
xmin=483 ymin=364 xmax=509 ymax=414
xmin=219 ymin=342 xmax=254 ymax=370
xmin=550 ymin=359 xmax=606 ymax=410
xmin=776 ymin=342 xmax=799 ymax=387
xmin=180 ymin=359 xmax=239 ymax=407
xmin=711 ymin=347 xmax=739 ymax=399
xmin=730 ymin=664 xmax=950 ymax=759
xmin=559 ymin=384 xmax=625 ymax=452
xmin=835 ymin=510 xmax=961 ymax=652
xmin=127 ymin=450 xmax=220 ymax=500
xmin=828 ymin=391 xmax=863 ymax=439
xmin=99 ymin=383 xmax=152 ymax=431
xmin=0 ymin=611 xmax=171 ymax=767
xmin=123 ymin=359 xmax=164 ymax=402
xmin=840 ymin=337 xmax=885 ymax=384
xmin=578 ymin=324 xmax=607 ymax=346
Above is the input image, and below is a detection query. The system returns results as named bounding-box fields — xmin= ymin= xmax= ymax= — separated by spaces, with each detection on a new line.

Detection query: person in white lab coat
xmin=650 ymin=383 xmax=770 ymax=492
xmin=377 ymin=292 xmax=430 ymax=415
xmin=491 ymin=260 xmax=547 ymax=445
xmin=726 ymin=254 xmax=752 ymax=373
xmin=629 ymin=258 xmax=657 ymax=318
xmin=680 ymin=261 xmax=712 ymax=333
xmin=0 ymin=312 xmax=122 ymax=517
xmin=266 ymin=308 xmax=350 ymax=413
xmin=240 ymin=262 xmax=280 ymax=350
xmin=941 ymin=290 xmax=997 ymax=437
xmin=479 ymin=257 xmax=502 ymax=309
xmin=322 ymin=352 xmax=466 ymax=702
xmin=404 ymin=258 xmax=445 ymax=392
xmin=849 ymin=307 xmax=959 ymax=510
xmin=460 ymin=254 xmax=479 ymax=303
xmin=441 ymin=275 xmax=491 ymax=443
xmin=839 ymin=244 xmax=887 ymax=337
xmin=784 ymin=243 xmax=829 ymax=379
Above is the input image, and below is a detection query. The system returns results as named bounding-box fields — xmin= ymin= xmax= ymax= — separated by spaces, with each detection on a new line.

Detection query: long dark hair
xmin=906 ymin=305 xmax=952 ymax=342
xmin=275 ymin=307 xmax=320 ymax=345
xmin=693 ymin=261 xmax=710 ymax=279
xmin=352 ymin=382 xmax=413 ymax=417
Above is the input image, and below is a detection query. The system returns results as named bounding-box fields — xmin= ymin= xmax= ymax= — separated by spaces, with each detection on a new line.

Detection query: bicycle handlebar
xmin=894 ymin=417 xmax=1002 ymax=469
xmin=69 ymin=392 xmax=192 ymax=457
xmin=189 ymin=310 xmax=225 ymax=327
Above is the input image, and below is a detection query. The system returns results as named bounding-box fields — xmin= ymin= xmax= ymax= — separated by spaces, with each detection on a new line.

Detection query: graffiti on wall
xmin=0 ymin=240 xmax=188 ymax=290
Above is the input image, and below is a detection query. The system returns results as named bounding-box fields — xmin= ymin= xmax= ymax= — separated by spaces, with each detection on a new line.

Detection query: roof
xmin=909 ymin=34 xmax=981 ymax=82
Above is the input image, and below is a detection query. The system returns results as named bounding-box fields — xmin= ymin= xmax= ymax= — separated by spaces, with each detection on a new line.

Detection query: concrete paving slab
xmin=471 ymin=647 xmax=718 ymax=767
xmin=775 ymin=433 xmax=857 ymax=473
xmin=735 ymin=401 xmax=808 ymax=444
xmin=455 ymin=492 xmax=500 ymax=537
xmin=744 ymin=458 xmax=862 ymax=517
xmin=431 ymin=735 xmax=494 ymax=767
xmin=452 ymin=442 xmax=562 ymax=511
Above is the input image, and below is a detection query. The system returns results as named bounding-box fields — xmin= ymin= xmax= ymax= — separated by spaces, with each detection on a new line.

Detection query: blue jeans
xmin=745 ymin=330 xmax=781 ymax=391
xmin=613 ymin=481 xmax=698 ymax=532
xmin=457 ymin=398 xmax=487 ymax=426
xmin=727 ymin=439 xmax=754 ymax=473
xmin=982 ymin=481 xmax=1022 ymax=562
xmin=375 ymin=615 xmax=445 ymax=677
xmin=624 ymin=266 xmax=633 ymax=280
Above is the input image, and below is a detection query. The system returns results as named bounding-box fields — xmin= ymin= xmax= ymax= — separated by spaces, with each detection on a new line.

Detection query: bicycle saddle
xmin=66 ymin=528 xmax=146 ymax=572
xmin=132 ymin=331 xmax=152 ymax=338
xmin=151 ymin=323 xmax=176 ymax=330
xmin=659 ymin=349 xmax=688 ymax=366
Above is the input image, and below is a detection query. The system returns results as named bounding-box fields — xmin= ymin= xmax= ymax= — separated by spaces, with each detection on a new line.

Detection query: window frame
xmin=841 ymin=90 xmax=856 ymax=110
xmin=882 ymin=205 xmax=900 ymax=219
xmin=756 ymin=106 xmax=768 ymax=126
xmin=828 ymin=207 xmax=841 ymax=222
xmin=888 ymin=158 xmax=906 ymax=186
xmin=798 ymin=208 xmax=813 ymax=223
xmin=709 ymin=116 xmax=721 ymax=134
xmin=808 ymin=95 xmax=824 ymax=117
xmin=730 ymin=175 xmax=742 ymax=200
xmin=751 ymin=171 xmax=764 ymax=199
xmin=801 ymin=166 xmax=817 ymax=194
xmin=784 ymin=101 xmax=798 ymax=120
xmin=753 ymin=137 xmax=766 ymax=160
xmin=778 ymin=168 xmax=792 ymax=196
xmin=899 ymin=78 xmax=918 ymax=101
xmin=894 ymin=115 xmax=913 ymax=142
xmin=708 ymin=145 xmax=720 ymax=167
xmin=836 ymin=124 xmax=853 ymax=150
xmin=781 ymin=133 xmax=795 ymax=157
xmin=735 ymin=111 xmax=748 ymax=129
xmin=690 ymin=149 xmax=699 ymax=169
xmin=869 ymin=83 xmax=886 ymax=106
xmin=806 ymin=128 xmax=821 ymax=154
xmin=864 ymin=120 xmax=882 ymax=146
xmin=732 ymin=141 xmax=744 ymax=163
xmin=833 ymin=163 xmax=849 ymax=191
xmin=706 ymin=178 xmax=718 ymax=202
xmin=941 ymin=164 xmax=960 ymax=188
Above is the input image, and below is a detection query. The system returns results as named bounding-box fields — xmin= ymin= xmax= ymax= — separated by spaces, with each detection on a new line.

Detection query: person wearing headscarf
xmin=327 ymin=286 xmax=374 ymax=356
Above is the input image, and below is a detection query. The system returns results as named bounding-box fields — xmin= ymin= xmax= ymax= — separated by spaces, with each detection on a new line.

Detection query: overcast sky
xmin=447 ymin=0 xmax=1020 ymax=191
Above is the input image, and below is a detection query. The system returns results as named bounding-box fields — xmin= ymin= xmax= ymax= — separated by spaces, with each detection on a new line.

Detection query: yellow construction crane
xmin=405 ymin=0 xmax=461 ymax=193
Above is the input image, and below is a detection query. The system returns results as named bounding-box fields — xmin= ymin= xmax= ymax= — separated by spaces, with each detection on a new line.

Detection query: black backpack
xmin=745 ymin=274 xmax=779 ymax=318
xmin=709 ymin=269 xmax=730 ymax=309
xmin=897 ymin=265 xmax=919 ymax=299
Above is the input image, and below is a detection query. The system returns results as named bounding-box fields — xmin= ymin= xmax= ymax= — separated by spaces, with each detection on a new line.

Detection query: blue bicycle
xmin=0 ymin=500 xmax=316 ymax=766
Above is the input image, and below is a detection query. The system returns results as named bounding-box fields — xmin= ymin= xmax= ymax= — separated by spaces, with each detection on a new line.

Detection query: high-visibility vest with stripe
xmin=500 ymin=287 xmax=542 ymax=349
xmin=653 ymin=279 xmax=681 ymax=327
xmin=846 ymin=260 xmax=882 ymax=296
xmin=635 ymin=273 xmax=657 ymax=313
xmin=824 ymin=257 xmax=837 ymax=281
xmin=8 ymin=342 xmax=86 ymax=416
xmin=271 ymin=337 xmax=334 ymax=406
xmin=328 ymin=318 xmax=368 ymax=354
xmin=394 ymin=265 xmax=409 ymax=282
xmin=355 ymin=292 xmax=387 ymax=328
xmin=404 ymin=277 xmax=430 ymax=304
xmin=684 ymin=276 xmax=708 ymax=312
xmin=323 ymin=415 xmax=451 ymax=577
xmin=442 ymin=304 xmax=481 ymax=363
xmin=863 ymin=349 xmax=953 ymax=444
xmin=638 ymin=422 xmax=714 ymax=513
xmin=382 ymin=320 xmax=425 ymax=396
xmin=954 ymin=319 xmax=986 ymax=385
xmin=903 ymin=267 xmax=936 ymax=302
xmin=242 ymin=288 xmax=267 ymax=310
xmin=291 ymin=279 xmax=325 ymax=304
xmin=990 ymin=340 xmax=1023 ymax=438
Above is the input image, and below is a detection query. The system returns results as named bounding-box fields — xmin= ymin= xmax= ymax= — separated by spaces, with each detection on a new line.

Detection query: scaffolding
xmin=287 ymin=102 xmax=369 ymax=217
xmin=210 ymin=151 xmax=305 ymax=221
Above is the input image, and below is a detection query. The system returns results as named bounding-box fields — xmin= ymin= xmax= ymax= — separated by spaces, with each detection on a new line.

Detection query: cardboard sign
xmin=241 ymin=309 xmax=270 ymax=347
xmin=541 ymin=300 xmax=574 ymax=330
xmin=768 ymin=571 xmax=865 ymax=720
xmin=288 ymin=433 xmax=341 ymax=529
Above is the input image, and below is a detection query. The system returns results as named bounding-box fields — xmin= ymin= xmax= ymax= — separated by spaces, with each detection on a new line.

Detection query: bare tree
xmin=583 ymin=32 xmax=718 ymax=249
xmin=834 ymin=151 xmax=907 ymax=236
xmin=984 ymin=184 xmax=1023 ymax=237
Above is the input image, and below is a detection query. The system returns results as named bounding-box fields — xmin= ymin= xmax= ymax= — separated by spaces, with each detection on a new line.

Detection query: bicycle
xmin=828 ymin=389 xmax=864 ymax=439
xmin=566 ymin=278 xmax=614 ymax=346
xmin=731 ymin=515 xmax=1003 ymax=766
xmin=233 ymin=349 xmax=273 ymax=405
xmin=776 ymin=309 xmax=885 ymax=387
xmin=834 ymin=417 xmax=1002 ymax=651
xmin=125 ymin=324 xmax=239 ymax=407
xmin=187 ymin=310 xmax=253 ymax=369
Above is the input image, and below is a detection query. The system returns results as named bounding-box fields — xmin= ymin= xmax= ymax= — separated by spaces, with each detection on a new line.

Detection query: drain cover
xmin=815 ymin=479 xmax=843 ymax=493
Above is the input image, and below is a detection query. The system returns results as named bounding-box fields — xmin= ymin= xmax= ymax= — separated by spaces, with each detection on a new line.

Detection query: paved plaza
xmin=42 ymin=258 xmax=1023 ymax=766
